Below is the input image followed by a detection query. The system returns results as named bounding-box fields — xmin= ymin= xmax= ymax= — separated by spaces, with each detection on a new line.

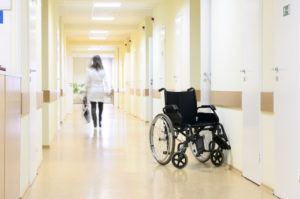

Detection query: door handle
xmin=272 ymin=67 xmax=279 ymax=73
xmin=30 ymin=69 xmax=37 ymax=73
xmin=203 ymin=72 xmax=211 ymax=77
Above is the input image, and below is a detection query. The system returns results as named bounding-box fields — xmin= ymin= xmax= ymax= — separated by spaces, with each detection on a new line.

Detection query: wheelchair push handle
xmin=159 ymin=88 xmax=195 ymax=92
xmin=159 ymin=88 xmax=166 ymax=92
xmin=187 ymin=87 xmax=195 ymax=92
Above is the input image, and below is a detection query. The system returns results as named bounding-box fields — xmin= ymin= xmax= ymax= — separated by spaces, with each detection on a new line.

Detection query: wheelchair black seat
xmin=149 ymin=88 xmax=231 ymax=169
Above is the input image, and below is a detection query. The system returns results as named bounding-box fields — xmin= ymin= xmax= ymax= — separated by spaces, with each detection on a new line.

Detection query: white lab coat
xmin=86 ymin=68 xmax=107 ymax=102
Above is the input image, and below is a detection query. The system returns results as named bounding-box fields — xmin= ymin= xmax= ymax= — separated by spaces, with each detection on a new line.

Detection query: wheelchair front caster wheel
xmin=172 ymin=152 xmax=188 ymax=169
xmin=210 ymin=150 xmax=224 ymax=167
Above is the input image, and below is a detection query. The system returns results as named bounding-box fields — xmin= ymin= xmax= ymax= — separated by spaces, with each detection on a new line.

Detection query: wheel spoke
xmin=151 ymin=117 xmax=173 ymax=162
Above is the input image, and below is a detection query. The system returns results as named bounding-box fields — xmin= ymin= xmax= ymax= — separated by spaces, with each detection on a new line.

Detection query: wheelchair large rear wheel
xmin=190 ymin=130 xmax=213 ymax=163
xmin=150 ymin=114 xmax=175 ymax=165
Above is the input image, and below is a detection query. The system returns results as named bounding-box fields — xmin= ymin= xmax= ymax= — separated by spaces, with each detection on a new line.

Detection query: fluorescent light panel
xmin=90 ymin=30 xmax=109 ymax=34
xmin=93 ymin=2 xmax=121 ymax=8
xmin=92 ymin=17 xmax=115 ymax=21
xmin=89 ymin=37 xmax=107 ymax=40
xmin=88 ymin=47 xmax=102 ymax=51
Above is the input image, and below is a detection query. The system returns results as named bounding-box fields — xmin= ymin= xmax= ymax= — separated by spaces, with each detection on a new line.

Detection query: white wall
xmin=73 ymin=57 xmax=91 ymax=84
xmin=211 ymin=0 xmax=243 ymax=92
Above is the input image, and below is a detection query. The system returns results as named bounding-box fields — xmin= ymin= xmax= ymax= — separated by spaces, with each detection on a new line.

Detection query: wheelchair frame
xmin=149 ymin=88 xmax=231 ymax=169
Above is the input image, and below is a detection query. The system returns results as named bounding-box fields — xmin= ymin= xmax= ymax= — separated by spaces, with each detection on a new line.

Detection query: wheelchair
xmin=149 ymin=88 xmax=231 ymax=169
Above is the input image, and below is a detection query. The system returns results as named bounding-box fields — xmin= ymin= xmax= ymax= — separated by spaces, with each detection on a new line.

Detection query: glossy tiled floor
xmin=23 ymin=105 xmax=276 ymax=199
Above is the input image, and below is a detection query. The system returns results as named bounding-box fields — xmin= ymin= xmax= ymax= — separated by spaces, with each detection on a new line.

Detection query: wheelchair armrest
xmin=197 ymin=105 xmax=216 ymax=111
xmin=163 ymin=105 xmax=179 ymax=113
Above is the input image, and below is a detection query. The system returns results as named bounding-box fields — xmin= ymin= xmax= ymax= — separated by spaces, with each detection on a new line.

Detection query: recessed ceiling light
xmin=89 ymin=37 xmax=107 ymax=40
xmin=91 ymin=17 xmax=115 ymax=21
xmin=93 ymin=2 xmax=122 ymax=8
xmin=88 ymin=47 xmax=103 ymax=51
xmin=90 ymin=30 xmax=109 ymax=34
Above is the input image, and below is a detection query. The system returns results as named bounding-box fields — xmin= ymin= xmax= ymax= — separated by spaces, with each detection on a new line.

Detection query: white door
xmin=174 ymin=14 xmax=183 ymax=91
xmin=174 ymin=8 xmax=189 ymax=91
xmin=241 ymin=0 xmax=262 ymax=185
xmin=124 ymin=53 xmax=131 ymax=113
xmin=66 ymin=56 xmax=73 ymax=114
xmin=200 ymin=0 xmax=211 ymax=105
xmin=157 ymin=26 xmax=166 ymax=90
xmin=274 ymin=1 xmax=300 ymax=198
xmin=130 ymin=48 xmax=136 ymax=116
xmin=139 ymin=38 xmax=146 ymax=120
xmin=57 ymin=26 xmax=61 ymax=128
xmin=28 ymin=0 xmax=41 ymax=184
xmin=153 ymin=25 xmax=166 ymax=116
xmin=149 ymin=37 xmax=153 ymax=121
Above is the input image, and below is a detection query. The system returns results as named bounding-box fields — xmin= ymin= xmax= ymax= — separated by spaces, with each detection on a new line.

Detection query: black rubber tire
xmin=172 ymin=152 xmax=188 ymax=169
xmin=150 ymin=114 xmax=175 ymax=165
xmin=210 ymin=149 xmax=224 ymax=167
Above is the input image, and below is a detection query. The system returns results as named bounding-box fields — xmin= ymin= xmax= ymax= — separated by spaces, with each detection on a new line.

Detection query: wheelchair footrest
xmin=213 ymin=136 xmax=231 ymax=150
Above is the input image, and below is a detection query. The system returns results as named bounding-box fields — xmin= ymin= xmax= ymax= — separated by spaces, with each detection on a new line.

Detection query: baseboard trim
xmin=20 ymin=160 xmax=43 ymax=199
xmin=243 ymin=175 xmax=260 ymax=186
xmin=20 ymin=184 xmax=32 ymax=199
xmin=261 ymin=183 xmax=274 ymax=194
xmin=228 ymin=165 xmax=242 ymax=175
xmin=228 ymin=165 xmax=275 ymax=195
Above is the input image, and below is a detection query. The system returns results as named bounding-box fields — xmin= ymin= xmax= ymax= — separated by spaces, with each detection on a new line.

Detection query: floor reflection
xmin=23 ymin=104 xmax=276 ymax=199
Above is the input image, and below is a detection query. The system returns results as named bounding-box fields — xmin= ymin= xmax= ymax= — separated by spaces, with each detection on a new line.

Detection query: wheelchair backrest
xmin=164 ymin=90 xmax=197 ymax=125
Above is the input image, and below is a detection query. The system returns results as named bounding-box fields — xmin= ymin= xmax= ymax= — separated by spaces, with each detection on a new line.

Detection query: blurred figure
xmin=86 ymin=55 xmax=107 ymax=129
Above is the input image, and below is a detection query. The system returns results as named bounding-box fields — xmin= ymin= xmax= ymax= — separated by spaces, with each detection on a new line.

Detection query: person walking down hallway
xmin=86 ymin=55 xmax=107 ymax=129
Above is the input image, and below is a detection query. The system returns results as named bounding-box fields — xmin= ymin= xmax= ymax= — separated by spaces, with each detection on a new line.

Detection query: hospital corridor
xmin=0 ymin=0 xmax=299 ymax=199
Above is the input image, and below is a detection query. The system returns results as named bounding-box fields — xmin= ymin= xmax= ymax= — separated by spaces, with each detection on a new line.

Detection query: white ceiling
xmin=59 ymin=0 xmax=164 ymax=45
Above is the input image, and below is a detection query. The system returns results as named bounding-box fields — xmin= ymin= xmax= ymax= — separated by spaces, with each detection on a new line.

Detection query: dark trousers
xmin=90 ymin=102 xmax=103 ymax=127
